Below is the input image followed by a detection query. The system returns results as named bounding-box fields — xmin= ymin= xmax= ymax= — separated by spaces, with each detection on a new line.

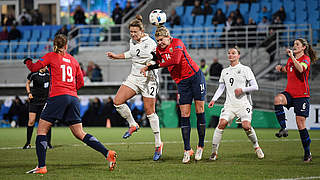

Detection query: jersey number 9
xmin=60 ymin=65 xmax=73 ymax=82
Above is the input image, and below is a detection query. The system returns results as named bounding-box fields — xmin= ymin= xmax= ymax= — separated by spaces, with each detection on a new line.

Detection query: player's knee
xmin=217 ymin=120 xmax=227 ymax=129
xmin=28 ymin=120 xmax=35 ymax=126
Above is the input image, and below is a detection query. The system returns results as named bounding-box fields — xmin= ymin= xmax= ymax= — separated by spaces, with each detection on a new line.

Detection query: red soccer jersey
xmin=285 ymin=54 xmax=310 ymax=98
xmin=156 ymin=38 xmax=199 ymax=84
xmin=25 ymin=52 xmax=84 ymax=98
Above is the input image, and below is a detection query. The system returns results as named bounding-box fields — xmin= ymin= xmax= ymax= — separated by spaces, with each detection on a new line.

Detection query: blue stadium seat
xmin=194 ymin=15 xmax=204 ymax=27
xmin=183 ymin=6 xmax=194 ymax=26
xmin=191 ymin=27 xmax=204 ymax=48
xmin=227 ymin=3 xmax=238 ymax=16
xmin=40 ymin=29 xmax=50 ymax=41
xmin=22 ymin=30 xmax=32 ymax=42
xmin=271 ymin=0 xmax=283 ymax=14
xmin=239 ymin=3 xmax=249 ymax=15
xmin=175 ymin=6 xmax=184 ymax=17
xmin=283 ymin=0 xmax=295 ymax=12
xmin=216 ymin=3 xmax=226 ymax=14
xmin=204 ymin=15 xmax=213 ymax=27
xmin=80 ymin=28 xmax=90 ymax=46
xmin=260 ymin=1 xmax=271 ymax=12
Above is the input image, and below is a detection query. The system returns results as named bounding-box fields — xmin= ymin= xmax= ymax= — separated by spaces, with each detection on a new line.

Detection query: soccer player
xmin=274 ymin=38 xmax=317 ymax=162
xmin=23 ymin=67 xmax=53 ymax=149
xmin=106 ymin=15 xmax=163 ymax=161
xmin=207 ymin=46 xmax=264 ymax=161
xmin=140 ymin=26 xmax=207 ymax=163
xmin=24 ymin=34 xmax=117 ymax=174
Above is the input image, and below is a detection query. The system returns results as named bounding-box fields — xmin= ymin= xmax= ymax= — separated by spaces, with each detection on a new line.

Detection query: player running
xmin=208 ymin=46 xmax=264 ymax=161
xmin=274 ymin=38 xmax=317 ymax=162
xmin=141 ymin=26 xmax=206 ymax=163
xmin=23 ymin=67 xmax=53 ymax=150
xmin=106 ymin=15 xmax=163 ymax=161
xmin=24 ymin=34 xmax=117 ymax=174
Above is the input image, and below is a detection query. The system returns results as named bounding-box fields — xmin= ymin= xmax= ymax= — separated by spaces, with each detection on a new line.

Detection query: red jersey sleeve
xmin=25 ymin=54 xmax=52 ymax=72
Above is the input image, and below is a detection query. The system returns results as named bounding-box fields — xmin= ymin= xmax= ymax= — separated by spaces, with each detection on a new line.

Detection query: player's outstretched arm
xmin=208 ymin=83 xmax=225 ymax=108
xmin=24 ymin=58 xmax=45 ymax=72
xmin=105 ymin=52 xmax=125 ymax=59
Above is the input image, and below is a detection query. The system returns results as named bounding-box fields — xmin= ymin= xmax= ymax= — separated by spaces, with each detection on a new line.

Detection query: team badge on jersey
xmin=144 ymin=44 xmax=149 ymax=49
xmin=169 ymin=48 xmax=173 ymax=52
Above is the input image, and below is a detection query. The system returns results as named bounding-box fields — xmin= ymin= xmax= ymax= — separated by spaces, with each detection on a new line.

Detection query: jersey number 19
xmin=60 ymin=65 xmax=73 ymax=82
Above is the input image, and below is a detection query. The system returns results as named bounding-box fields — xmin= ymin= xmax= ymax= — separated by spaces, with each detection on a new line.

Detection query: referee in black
xmin=23 ymin=67 xmax=53 ymax=149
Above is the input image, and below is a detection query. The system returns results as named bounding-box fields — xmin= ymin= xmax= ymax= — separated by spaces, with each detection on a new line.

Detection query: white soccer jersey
xmin=124 ymin=34 xmax=158 ymax=80
xmin=219 ymin=63 xmax=256 ymax=106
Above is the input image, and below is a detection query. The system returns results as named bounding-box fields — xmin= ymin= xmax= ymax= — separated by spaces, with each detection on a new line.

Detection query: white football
xmin=149 ymin=9 xmax=166 ymax=26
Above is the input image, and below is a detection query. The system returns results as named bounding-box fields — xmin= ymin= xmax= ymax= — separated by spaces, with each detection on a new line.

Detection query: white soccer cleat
xmin=182 ymin=149 xmax=194 ymax=164
xmin=209 ymin=151 xmax=218 ymax=161
xmin=255 ymin=147 xmax=264 ymax=159
xmin=195 ymin=146 xmax=203 ymax=161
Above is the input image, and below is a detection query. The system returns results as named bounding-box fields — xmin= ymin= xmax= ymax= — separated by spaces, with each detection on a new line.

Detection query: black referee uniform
xmin=23 ymin=71 xmax=53 ymax=149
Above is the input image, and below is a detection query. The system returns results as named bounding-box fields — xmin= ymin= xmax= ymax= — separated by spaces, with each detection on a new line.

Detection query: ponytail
xmin=296 ymin=38 xmax=317 ymax=63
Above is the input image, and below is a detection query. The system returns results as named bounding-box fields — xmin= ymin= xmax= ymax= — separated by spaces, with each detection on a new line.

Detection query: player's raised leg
xmin=114 ymin=85 xmax=139 ymax=139
xmin=70 ymin=123 xmax=117 ymax=171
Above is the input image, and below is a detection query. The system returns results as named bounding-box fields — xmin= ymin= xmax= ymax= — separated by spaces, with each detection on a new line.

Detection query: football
xmin=149 ymin=9 xmax=166 ymax=26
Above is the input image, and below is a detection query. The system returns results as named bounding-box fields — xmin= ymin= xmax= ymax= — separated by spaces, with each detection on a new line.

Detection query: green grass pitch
xmin=0 ymin=127 xmax=319 ymax=180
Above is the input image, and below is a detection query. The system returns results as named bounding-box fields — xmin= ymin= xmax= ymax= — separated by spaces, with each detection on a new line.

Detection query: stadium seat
xmin=227 ymin=3 xmax=238 ymax=16
xmin=175 ymin=6 xmax=184 ymax=17
xmin=191 ymin=27 xmax=204 ymax=48
xmin=283 ymin=0 xmax=295 ymax=12
xmin=194 ymin=15 xmax=204 ymax=27
xmin=239 ymin=3 xmax=249 ymax=15
xmin=80 ymin=28 xmax=90 ymax=46
xmin=271 ymin=0 xmax=283 ymax=14
xmin=183 ymin=6 xmax=194 ymax=26
xmin=204 ymin=15 xmax=213 ymax=27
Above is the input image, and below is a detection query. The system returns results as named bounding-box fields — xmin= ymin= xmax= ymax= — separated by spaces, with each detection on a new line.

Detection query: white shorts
xmin=219 ymin=104 xmax=252 ymax=124
xmin=123 ymin=74 xmax=158 ymax=98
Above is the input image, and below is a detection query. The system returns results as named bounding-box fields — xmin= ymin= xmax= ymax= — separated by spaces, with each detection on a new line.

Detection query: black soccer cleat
xmin=47 ymin=144 xmax=53 ymax=149
xmin=275 ymin=128 xmax=288 ymax=138
xmin=304 ymin=153 xmax=312 ymax=162
xmin=22 ymin=144 xmax=31 ymax=149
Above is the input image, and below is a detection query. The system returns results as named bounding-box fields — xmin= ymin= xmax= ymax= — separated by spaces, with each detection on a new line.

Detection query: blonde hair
xmin=53 ymin=34 xmax=68 ymax=54
xmin=229 ymin=46 xmax=241 ymax=55
xmin=296 ymin=38 xmax=317 ymax=63
xmin=129 ymin=15 xmax=144 ymax=31
xmin=155 ymin=25 xmax=170 ymax=38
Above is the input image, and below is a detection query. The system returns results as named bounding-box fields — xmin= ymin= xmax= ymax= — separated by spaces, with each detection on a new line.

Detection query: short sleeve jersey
xmin=285 ymin=55 xmax=310 ymax=98
xmin=125 ymin=34 xmax=158 ymax=80
xmin=27 ymin=71 xmax=50 ymax=103
xmin=219 ymin=63 xmax=256 ymax=106
xmin=37 ymin=52 xmax=84 ymax=98
xmin=156 ymin=38 xmax=199 ymax=84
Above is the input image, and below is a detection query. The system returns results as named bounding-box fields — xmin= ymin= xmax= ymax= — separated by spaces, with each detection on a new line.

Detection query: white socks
xmin=147 ymin=113 xmax=161 ymax=147
xmin=245 ymin=127 xmax=259 ymax=149
xmin=114 ymin=104 xmax=137 ymax=127
xmin=212 ymin=128 xmax=224 ymax=153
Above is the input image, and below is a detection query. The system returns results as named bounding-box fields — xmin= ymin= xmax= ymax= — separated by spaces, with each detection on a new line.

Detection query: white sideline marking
xmin=1 ymin=138 xmax=320 ymax=150
xmin=272 ymin=176 xmax=320 ymax=180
